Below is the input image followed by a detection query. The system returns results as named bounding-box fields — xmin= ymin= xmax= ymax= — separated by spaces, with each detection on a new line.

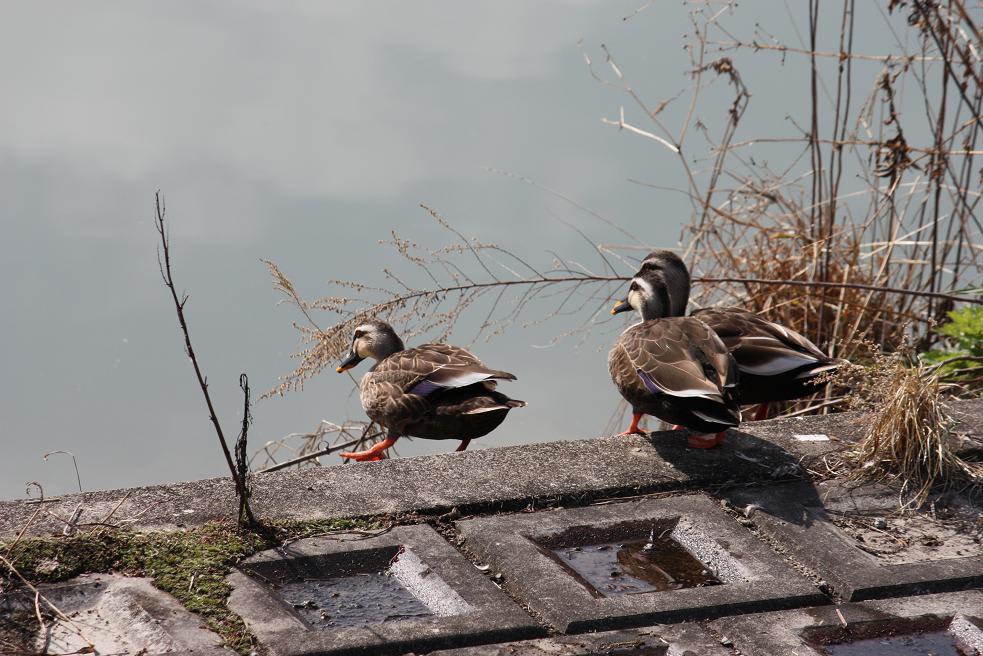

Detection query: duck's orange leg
xmin=341 ymin=436 xmax=399 ymax=462
xmin=685 ymin=431 xmax=728 ymax=449
xmin=752 ymin=403 xmax=770 ymax=421
xmin=617 ymin=412 xmax=646 ymax=436
xmin=456 ymin=438 xmax=472 ymax=452
xmin=687 ymin=434 xmax=717 ymax=449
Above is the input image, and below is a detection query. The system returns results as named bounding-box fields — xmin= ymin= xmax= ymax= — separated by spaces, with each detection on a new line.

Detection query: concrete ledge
xmin=456 ymin=494 xmax=826 ymax=633
xmin=709 ymin=589 xmax=983 ymax=655
xmin=2 ymin=399 xmax=980 ymax=539
xmin=227 ymin=525 xmax=542 ymax=656
xmin=724 ymin=480 xmax=983 ymax=601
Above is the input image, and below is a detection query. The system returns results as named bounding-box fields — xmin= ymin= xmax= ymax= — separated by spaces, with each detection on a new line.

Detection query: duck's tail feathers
xmin=485 ymin=369 xmax=518 ymax=381
xmin=793 ymin=360 xmax=847 ymax=380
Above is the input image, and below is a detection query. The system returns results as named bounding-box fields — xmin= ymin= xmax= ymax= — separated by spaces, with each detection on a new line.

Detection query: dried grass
xmin=826 ymin=347 xmax=982 ymax=508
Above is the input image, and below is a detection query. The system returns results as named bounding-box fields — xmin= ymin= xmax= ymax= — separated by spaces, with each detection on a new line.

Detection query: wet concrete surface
xmin=709 ymin=589 xmax=983 ymax=656
xmin=419 ymin=623 xmax=734 ymax=656
xmin=278 ymin=573 xmax=433 ymax=629
xmin=457 ymin=494 xmax=825 ymax=632
xmin=226 ymin=525 xmax=541 ymax=655
xmin=550 ymin=536 xmax=721 ymax=597
xmin=817 ymin=631 xmax=968 ymax=656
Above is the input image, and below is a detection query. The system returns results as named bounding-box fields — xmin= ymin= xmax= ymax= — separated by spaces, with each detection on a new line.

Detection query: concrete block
xmin=419 ymin=622 xmax=732 ymax=655
xmin=8 ymin=398 xmax=980 ymax=539
xmin=709 ymin=589 xmax=983 ymax=655
xmin=0 ymin=573 xmax=232 ymax=655
xmin=226 ymin=524 xmax=542 ymax=655
xmin=724 ymin=480 xmax=983 ymax=600
xmin=456 ymin=494 xmax=826 ymax=633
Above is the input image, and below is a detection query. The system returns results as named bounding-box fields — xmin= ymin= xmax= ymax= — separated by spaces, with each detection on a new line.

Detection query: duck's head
xmin=337 ymin=320 xmax=405 ymax=373
xmin=611 ymin=270 xmax=673 ymax=321
xmin=611 ymin=250 xmax=691 ymax=320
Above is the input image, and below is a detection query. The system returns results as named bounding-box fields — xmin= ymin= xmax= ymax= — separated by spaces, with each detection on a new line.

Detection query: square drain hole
xmin=707 ymin=590 xmax=983 ymax=656
xmin=802 ymin=614 xmax=983 ymax=656
xmin=226 ymin=525 xmax=542 ymax=654
xmin=539 ymin=518 xmax=721 ymax=597
xmin=457 ymin=495 xmax=825 ymax=633
xmin=242 ymin=544 xmax=471 ymax=631
xmin=275 ymin=551 xmax=432 ymax=628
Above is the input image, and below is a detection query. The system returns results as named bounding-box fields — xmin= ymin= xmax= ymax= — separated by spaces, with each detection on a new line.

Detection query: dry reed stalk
xmin=830 ymin=351 xmax=981 ymax=508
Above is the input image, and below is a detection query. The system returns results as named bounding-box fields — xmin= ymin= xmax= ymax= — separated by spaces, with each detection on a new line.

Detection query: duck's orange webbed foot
xmin=686 ymin=431 xmax=728 ymax=449
xmin=341 ymin=436 xmax=399 ymax=462
xmin=617 ymin=412 xmax=647 ymax=437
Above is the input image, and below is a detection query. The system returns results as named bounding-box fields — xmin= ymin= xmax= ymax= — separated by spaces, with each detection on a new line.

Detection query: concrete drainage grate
xmin=723 ymin=480 xmax=983 ymax=601
xmin=0 ymin=573 xmax=233 ymax=655
xmin=422 ymin=622 xmax=734 ymax=655
xmin=709 ymin=589 xmax=983 ymax=656
xmin=456 ymin=494 xmax=826 ymax=633
xmin=226 ymin=524 xmax=542 ymax=655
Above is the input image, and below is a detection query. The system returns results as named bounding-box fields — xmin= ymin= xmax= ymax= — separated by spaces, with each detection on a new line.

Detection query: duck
xmin=608 ymin=270 xmax=741 ymax=448
xmin=335 ymin=320 xmax=526 ymax=461
xmin=612 ymin=250 xmax=845 ymax=419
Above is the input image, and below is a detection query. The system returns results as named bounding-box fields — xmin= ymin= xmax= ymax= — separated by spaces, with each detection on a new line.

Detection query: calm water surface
xmin=0 ymin=2 xmax=912 ymax=498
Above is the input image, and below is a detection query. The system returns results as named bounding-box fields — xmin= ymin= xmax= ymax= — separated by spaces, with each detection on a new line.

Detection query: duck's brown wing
xmin=362 ymin=344 xmax=520 ymax=434
xmin=694 ymin=308 xmax=838 ymax=376
xmin=611 ymin=318 xmax=734 ymax=402
xmin=376 ymin=344 xmax=517 ymax=396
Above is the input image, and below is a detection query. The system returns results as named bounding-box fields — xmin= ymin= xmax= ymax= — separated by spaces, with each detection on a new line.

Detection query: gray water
xmin=821 ymin=632 xmax=968 ymax=656
xmin=278 ymin=574 xmax=432 ymax=629
xmin=0 ymin=2 xmax=925 ymax=499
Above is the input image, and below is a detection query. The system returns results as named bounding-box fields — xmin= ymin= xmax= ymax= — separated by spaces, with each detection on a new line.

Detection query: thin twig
xmin=154 ymin=191 xmax=254 ymax=528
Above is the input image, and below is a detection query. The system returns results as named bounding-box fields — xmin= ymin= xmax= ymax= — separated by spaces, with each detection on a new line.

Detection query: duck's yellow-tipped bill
xmin=611 ymin=298 xmax=632 ymax=315
xmin=337 ymin=349 xmax=363 ymax=373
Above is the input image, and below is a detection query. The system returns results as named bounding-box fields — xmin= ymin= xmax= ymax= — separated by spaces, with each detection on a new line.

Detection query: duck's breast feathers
xmin=694 ymin=307 xmax=840 ymax=376
xmin=613 ymin=317 xmax=734 ymax=401
xmin=373 ymin=344 xmax=517 ymax=397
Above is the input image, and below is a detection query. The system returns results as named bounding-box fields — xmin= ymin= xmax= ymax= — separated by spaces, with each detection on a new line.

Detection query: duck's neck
xmin=373 ymin=334 xmax=405 ymax=360
xmin=662 ymin=267 xmax=690 ymax=317
xmin=637 ymin=280 xmax=673 ymax=322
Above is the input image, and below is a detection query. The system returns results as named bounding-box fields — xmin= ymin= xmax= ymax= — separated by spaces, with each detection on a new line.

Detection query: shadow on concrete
xmin=649 ymin=427 xmax=825 ymax=528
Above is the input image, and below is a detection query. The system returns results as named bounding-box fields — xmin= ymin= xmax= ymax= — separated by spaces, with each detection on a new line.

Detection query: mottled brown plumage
xmin=360 ymin=342 xmax=524 ymax=440
xmin=620 ymin=251 xmax=846 ymax=408
xmin=336 ymin=322 xmax=524 ymax=460
xmin=608 ymin=316 xmax=741 ymax=433
xmin=692 ymin=307 xmax=843 ymax=404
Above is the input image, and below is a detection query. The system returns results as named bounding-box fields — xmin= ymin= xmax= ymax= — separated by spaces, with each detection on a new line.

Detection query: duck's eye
xmin=629 ymin=281 xmax=639 ymax=292
xmin=354 ymin=330 xmax=365 ymax=339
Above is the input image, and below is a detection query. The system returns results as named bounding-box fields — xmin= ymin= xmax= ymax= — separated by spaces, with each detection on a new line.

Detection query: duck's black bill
xmin=610 ymin=298 xmax=632 ymax=315
xmin=336 ymin=349 xmax=364 ymax=373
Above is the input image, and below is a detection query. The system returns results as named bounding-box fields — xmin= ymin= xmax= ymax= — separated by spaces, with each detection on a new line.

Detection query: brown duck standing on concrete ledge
xmin=612 ymin=250 xmax=846 ymax=420
xmin=608 ymin=271 xmax=742 ymax=448
xmin=336 ymin=320 xmax=526 ymax=462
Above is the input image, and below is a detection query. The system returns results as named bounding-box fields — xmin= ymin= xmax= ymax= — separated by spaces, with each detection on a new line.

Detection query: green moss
xmin=1 ymin=518 xmax=375 ymax=655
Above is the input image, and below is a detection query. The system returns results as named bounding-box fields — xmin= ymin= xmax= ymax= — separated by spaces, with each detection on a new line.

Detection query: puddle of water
xmin=277 ymin=571 xmax=432 ymax=629
xmin=553 ymin=537 xmax=721 ymax=597
xmin=819 ymin=631 xmax=969 ymax=656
